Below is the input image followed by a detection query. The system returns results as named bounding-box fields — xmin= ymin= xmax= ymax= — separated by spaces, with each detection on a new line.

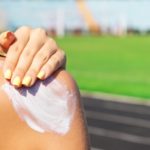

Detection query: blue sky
xmin=0 ymin=0 xmax=150 ymax=30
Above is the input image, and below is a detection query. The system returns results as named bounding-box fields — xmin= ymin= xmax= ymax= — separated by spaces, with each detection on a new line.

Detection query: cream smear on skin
xmin=2 ymin=77 xmax=76 ymax=135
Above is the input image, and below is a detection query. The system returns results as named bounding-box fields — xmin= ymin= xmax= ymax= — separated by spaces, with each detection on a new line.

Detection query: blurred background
xmin=1 ymin=0 xmax=150 ymax=150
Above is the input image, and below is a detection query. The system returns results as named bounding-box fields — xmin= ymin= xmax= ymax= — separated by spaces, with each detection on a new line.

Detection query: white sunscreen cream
xmin=2 ymin=77 xmax=76 ymax=135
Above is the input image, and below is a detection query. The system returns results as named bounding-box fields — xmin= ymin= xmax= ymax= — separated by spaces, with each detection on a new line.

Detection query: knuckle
xmin=22 ymin=48 xmax=35 ymax=58
xmin=47 ymin=37 xmax=55 ymax=44
xmin=34 ymin=28 xmax=46 ymax=35
xmin=47 ymin=37 xmax=57 ymax=47
xmin=48 ymin=48 xmax=57 ymax=56
xmin=18 ymin=26 xmax=31 ymax=32
xmin=42 ymin=56 xmax=49 ymax=63
xmin=10 ymin=41 xmax=25 ymax=53
xmin=22 ymin=49 xmax=31 ymax=57
xmin=36 ymin=53 xmax=49 ymax=64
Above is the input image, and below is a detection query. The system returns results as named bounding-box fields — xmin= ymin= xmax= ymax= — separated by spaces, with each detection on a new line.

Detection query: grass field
xmin=55 ymin=35 xmax=150 ymax=99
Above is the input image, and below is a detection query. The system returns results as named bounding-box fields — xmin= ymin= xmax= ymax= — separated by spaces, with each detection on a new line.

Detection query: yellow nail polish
xmin=12 ymin=76 xmax=21 ymax=87
xmin=22 ymin=76 xmax=32 ymax=86
xmin=4 ymin=69 xmax=12 ymax=79
xmin=37 ymin=71 xmax=45 ymax=79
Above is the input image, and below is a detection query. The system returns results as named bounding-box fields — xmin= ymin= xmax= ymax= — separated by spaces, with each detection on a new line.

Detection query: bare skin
xmin=0 ymin=26 xmax=66 ymax=87
xmin=0 ymin=57 xmax=90 ymax=150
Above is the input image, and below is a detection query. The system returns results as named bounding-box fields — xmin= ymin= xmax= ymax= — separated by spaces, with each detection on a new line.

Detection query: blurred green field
xmin=55 ymin=36 xmax=150 ymax=99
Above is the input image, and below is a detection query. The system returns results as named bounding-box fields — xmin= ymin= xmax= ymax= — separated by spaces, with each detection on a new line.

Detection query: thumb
xmin=0 ymin=31 xmax=16 ymax=53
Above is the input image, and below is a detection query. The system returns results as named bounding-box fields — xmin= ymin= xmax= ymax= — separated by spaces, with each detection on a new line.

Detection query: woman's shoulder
xmin=1 ymin=69 xmax=80 ymax=134
xmin=52 ymin=69 xmax=79 ymax=95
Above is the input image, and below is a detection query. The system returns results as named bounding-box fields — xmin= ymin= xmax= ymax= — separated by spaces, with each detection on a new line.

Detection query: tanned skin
xmin=0 ymin=57 xmax=90 ymax=150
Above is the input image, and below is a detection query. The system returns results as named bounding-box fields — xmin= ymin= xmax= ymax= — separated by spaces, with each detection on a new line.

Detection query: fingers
xmin=22 ymin=38 xmax=57 ymax=86
xmin=10 ymin=28 xmax=47 ymax=87
xmin=37 ymin=49 xmax=66 ymax=80
xmin=3 ymin=26 xmax=31 ymax=82
xmin=0 ymin=31 xmax=16 ymax=52
xmin=2 ymin=26 xmax=66 ymax=88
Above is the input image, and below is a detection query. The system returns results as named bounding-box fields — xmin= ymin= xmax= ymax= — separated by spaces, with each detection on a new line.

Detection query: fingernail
xmin=22 ymin=76 xmax=32 ymax=86
xmin=37 ymin=71 xmax=45 ymax=79
xmin=12 ymin=76 xmax=21 ymax=87
xmin=4 ymin=69 xmax=12 ymax=79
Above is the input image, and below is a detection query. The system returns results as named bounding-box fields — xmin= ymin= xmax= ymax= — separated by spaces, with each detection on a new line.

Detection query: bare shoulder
xmin=53 ymin=69 xmax=80 ymax=96
xmin=0 ymin=67 xmax=89 ymax=150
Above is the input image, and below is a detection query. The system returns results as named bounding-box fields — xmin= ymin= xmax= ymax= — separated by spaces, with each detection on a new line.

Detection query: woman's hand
xmin=0 ymin=26 xmax=66 ymax=87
